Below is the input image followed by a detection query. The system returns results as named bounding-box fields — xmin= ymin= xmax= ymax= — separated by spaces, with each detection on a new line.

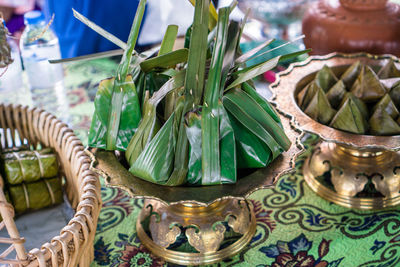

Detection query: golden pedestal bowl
xmin=87 ymin=106 xmax=303 ymax=265
xmin=271 ymin=52 xmax=400 ymax=210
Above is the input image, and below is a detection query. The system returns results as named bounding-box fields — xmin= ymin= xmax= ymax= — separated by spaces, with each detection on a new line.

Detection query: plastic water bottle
xmin=20 ymin=11 xmax=69 ymax=123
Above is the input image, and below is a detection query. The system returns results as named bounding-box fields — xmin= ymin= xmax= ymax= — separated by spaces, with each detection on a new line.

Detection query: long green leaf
xmin=241 ymin=82 xmax=281 ymax=125
xmin=227 ymin=56 xmax=280 ymax=90
xmin=158 ymin=25 xmax=179 ymax=56
xmin=129 ymin=112 xmax=177 ymax=183
xmin=106 ymin=0 xmax=146 ymax=150
xmin=223 ymin=95 xmax=283 ymax=160
xmin=235 ymin=39 xmax=275 ymax=64
xmin=140 ymin=49 xmax=188 ymax=73
xmin=184 ymin=0 xmax=210 ymax=104
xmin=201 ymin=7 xmax=230 ymax=185
xmin=188 ymin=0 xmax=218 ymax=30
xmin=224 ymin=88 xmax=291 ymax=151
xmin=221 ymin=21 xmax=240 ymax=90
xmin=72 ymin=9 xmax=127 ymax=50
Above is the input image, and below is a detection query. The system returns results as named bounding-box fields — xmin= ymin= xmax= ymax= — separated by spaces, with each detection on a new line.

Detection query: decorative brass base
xmin=136 ymin=199 xmax=256 ymax=265
xmin=303 ymin=142 xmax=400 ymax=210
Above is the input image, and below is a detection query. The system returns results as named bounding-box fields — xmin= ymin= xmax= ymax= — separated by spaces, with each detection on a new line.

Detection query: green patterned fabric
xmin=6 ymin=57 xmax=400 ymax=266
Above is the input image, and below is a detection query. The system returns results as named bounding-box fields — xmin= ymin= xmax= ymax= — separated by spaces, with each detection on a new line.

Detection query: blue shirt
xmin=44 ymin=0 xmax=145 ymax=58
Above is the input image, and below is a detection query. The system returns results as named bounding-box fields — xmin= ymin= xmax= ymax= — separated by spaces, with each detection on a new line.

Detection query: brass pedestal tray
xmin=88 ymin=106 xmax=303 ymax=265
xmin=271 ymin=52 xmax=400 ymax=210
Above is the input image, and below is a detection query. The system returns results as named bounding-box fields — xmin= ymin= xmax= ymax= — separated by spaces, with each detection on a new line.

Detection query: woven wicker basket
xmin=0 ymin=103 xmax=102 ymax=266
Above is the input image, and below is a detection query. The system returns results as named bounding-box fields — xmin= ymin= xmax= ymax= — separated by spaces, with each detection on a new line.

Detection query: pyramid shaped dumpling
xmin=330 ymin=98 xmax=368 ymax=134
xmin=315 ymin=65 xmax=338 ymax=92
xmin=378 ymin=59 xmax=400 ymax=79
xmin=390 ymin=81 xmax=400 ymax=108
xmin=339 ymin=92 xmax=368 ymax=119
xmin=351 ymin=65 xmax=387 ymax=102
xmin=304 ymin=87 xmax=336 ymax=124
xmin=369 ymin=108 xmax=400 ymax=136
xmin=297 ymin=81 xmax=320 ymax=110
xmin=326 ymin=80 xmax=346 ymax=109
xmin=340 ymin=61 xmax=362 ymax=88
xmin=372 ymin=94 xmax=399 ymax=119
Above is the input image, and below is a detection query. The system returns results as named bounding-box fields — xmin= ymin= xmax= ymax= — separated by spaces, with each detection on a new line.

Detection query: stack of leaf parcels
xmin=83 ymin=0 xmax=308 ymax=186
xmin=297 ymin=59 xmax=400 ymax=136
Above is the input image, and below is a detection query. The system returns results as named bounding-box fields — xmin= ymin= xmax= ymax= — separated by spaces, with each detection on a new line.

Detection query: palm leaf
xmin=158 ymin=25 xmax=179 ymax=56
xmin=139 ymin=48 xmax=188 ymax=72
xmin=201 ymin=6 xmax=230 ymax=185
xmin=72 ymin=9 xmax=127 ymax=50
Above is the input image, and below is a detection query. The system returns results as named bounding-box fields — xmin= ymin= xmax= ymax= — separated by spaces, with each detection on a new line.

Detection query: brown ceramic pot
xmin=302 ymin=0 xmax=400 ymax=56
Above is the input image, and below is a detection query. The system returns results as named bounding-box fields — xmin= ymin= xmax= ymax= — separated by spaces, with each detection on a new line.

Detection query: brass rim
xmin=136 ymin=201 xmax=257 ymax=266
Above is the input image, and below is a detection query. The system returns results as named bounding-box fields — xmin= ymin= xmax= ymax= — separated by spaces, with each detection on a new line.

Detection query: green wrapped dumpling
xmin=297 ymin=81 xmax=320 ymax=110
xmin=9 ymin=177 xmax=63 ymax=214
xmin=339 ymin=92 xmax=369 ymax=119
xmin=315 ymin=65 xmax=338 ymax=92
xmin=304 ymin=87 xmax=336 ymax=124
xmin=372 ymin=94 xmax=399 ymax=119
xmin=340 ymin=61 xmax=362 ymax=88
xmin=369 ymin=108 xmax=400 ymax=136
xmin=351 ymin=65 xmax=387 ymax=102
xmin=2 ymin=148 xmax=59 ymax=185
xmin=326 ymin=80 xmax=346 ymax=109
xmin=377 ymin=59 xmax=400 ymax=79
xmin=390 ymin=81 xmax=400 ymax=108
xmin=330 ymin=98 xmax=368 ymax=134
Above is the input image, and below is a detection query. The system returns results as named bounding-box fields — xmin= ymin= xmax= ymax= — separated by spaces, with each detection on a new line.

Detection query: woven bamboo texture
xmin=0 ymin=103 xmax=102 ymax=266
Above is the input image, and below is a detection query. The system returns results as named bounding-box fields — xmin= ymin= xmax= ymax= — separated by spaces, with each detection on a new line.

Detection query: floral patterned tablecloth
xmin=9 ymin=57 xmax=399 ymax=267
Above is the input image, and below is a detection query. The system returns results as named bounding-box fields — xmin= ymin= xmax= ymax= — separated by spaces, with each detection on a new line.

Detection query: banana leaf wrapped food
xmin=329 ymin=97 xmax=368 ymax=134
xmin=351 ymin=65 xmax=387 ymax=102
xmin=326 ymin=80 xmax=346 ymax=109
xmin=304 ymin=87 xmax=336 ymax=124
xmin=79 ymin=0 xmax=309 ymax=186
xmin=2 ymin=148 xmax=59 ymax=185
xmin=315 ymin=65 xmax=338 ymax=92
xmin=378 ymin=59 xmax=400 ymax=79
xmin=340 ymin=60 xmax=362 ymax=88
xmin=298 ymin=62 xmax=400 ymax=136
xmin=8 ymin=177 xmax=63 ymax=214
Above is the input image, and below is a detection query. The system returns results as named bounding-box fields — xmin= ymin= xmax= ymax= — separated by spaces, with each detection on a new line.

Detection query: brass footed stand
xmin=89 ymin=101 xmax=303 ymax=265
xmin=271 ymin=53 xmax=400 ymax=210
xmin=136 ymin=199 xmax=256 ymax=265
xmin=303 ymin=142 xmax=400 ymax=209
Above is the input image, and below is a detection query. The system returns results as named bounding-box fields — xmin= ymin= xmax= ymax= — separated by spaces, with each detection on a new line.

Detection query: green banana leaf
xmin=2 ymin=148 xmax=58 ymax=185
xmin=129 ymin=96 xmax=185 ymax=184
xmin=158 ymin=25 xmax=179 ymax=56
xmin=369 ymin=108 xmax=400 ymax=135
xmin=351 ymin=65 xmax=387 ymax=102
xmin=224 ymin=88 xmax=291 ymax=151
xmin=227 ymin=110 xmax=271 ymax=168
xmin=186 ymin=102 xmax=236 ymax=185
xmin=340 ymin=61 xmax=361 ymax=88
xmin=390 ymin=82 xmax=400 ymax=108
xmin=125 ymin=70 xmax=186 ymax=165
xmin=330 ymin=98 xmax=368 ymax=134
xmin=242 ymin=82 xmax=282 ymax=126
xmin=88 ymin=75 xmax=141 ymax=151
xmin=315 ymin=65 xmax=338 ymax=92
xmin=88 ymin=0 xmax=146 ymax=151
xmin=304 ymin=87 xmax=336 ymax=124
xmin=139 ymin=49 xmax=189 ymax=73
xmin=9 ymin=177 xmax=63 ymax=214
xmin=326 ymin=80 xmax=346 ymax=109
xmin=201 ymin=6 xmax=230 ymax=185
xmin=378 ymin=59 xmax=400 ymax=79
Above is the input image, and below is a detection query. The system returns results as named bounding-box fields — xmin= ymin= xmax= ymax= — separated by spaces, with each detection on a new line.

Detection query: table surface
xmin=2 ymin=57 xmax=400 ymax=267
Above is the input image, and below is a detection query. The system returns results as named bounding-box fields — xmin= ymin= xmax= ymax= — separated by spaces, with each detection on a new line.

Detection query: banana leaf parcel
xmin=9 ymin=177 xmax=63 ymax=214
xmin=78 ymin=0 xmax=309 ymax=186
xmin=2 ymin=148 xmax=59 ymax=185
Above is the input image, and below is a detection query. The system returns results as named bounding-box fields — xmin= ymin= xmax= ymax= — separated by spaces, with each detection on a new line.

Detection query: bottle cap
xmin=24 ymin=11 xmax=45 ymax=25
